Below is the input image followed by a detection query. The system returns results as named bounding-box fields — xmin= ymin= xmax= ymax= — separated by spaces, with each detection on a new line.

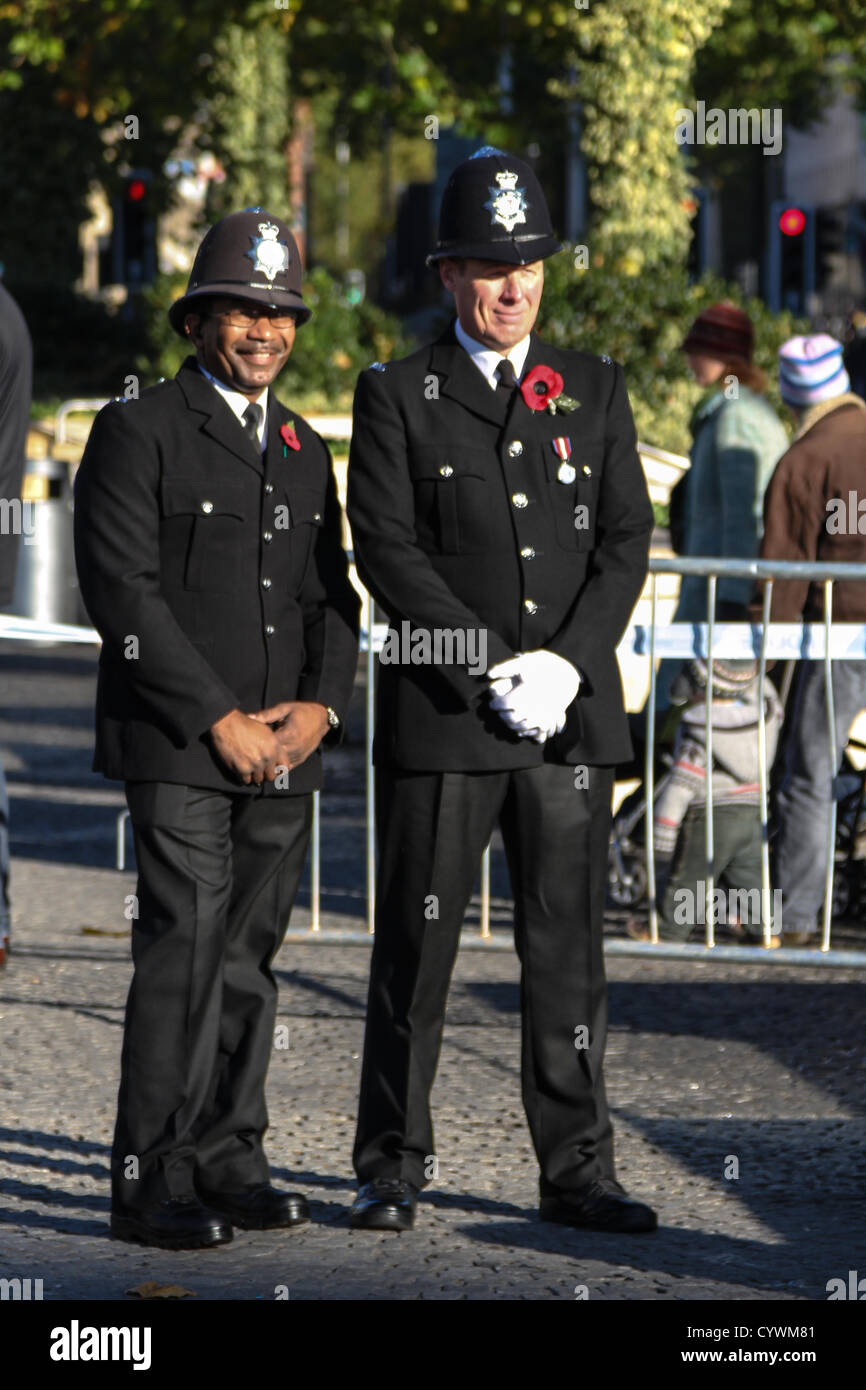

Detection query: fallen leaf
xmin=127 ymin=1282 xmax=197 ymax=1300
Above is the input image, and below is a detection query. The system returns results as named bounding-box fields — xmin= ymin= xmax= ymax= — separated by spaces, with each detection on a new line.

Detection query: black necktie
xmin=495 ymin=358 xmax=517 ymax=394
xmin=242 ymin=401 xmax=263 ymax=449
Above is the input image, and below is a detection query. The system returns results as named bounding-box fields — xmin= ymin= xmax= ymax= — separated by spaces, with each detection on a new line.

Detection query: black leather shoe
xmin=349 ymin=1178 xmax=418 ymax=1231
xmin=197 ymin=1183 xmax=310 ymax=1229
xmin=110 ymin=1196 xmax=233 ymax=1250
xmin=540 ymin=1179 xmax=657 ymax=1233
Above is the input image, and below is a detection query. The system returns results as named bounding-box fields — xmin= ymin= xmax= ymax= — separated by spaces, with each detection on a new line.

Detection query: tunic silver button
xmin=512 ymin=492 xmax=528 ymax=509
xmin=507 ymin=441 xmax=523 ymax=458
xmin=262 ymin=577 xmax=272 ymax=589
xmin=313 ymin=512 xmax=322 ymax=522
xmin=439 ymin=464 xmax=454 ymax=477
xmin=265 ymin=624 xmax=275 ymax=636
xmin=200 ymin=500 xmax=214 ymax=514
xmin=520 ymin=547 xmax=536 ymax=559
xmin=264 ymin=482 xmax=274 ymax=494
xmin=582 ymin=464 xmax=592 ymax=477
xmin=263 ymin=531 xmax=273 ymax=543
xmin=523 ymin=599 xmax=538 ymax=615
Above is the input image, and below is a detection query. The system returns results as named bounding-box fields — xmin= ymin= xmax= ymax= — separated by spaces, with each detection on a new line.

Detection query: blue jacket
xmin=675 ymin=386 xmax=788 ymax=620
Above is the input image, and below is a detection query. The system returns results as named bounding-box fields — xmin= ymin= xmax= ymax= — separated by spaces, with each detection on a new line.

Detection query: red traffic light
xmin=126 ymin=179 xmax=147 ymax=202
xmin=779 ymin=207 xmax=805 ymax=237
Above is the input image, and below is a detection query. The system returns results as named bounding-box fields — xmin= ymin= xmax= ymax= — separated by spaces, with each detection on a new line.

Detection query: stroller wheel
xmin=608 ymin=852 xmax=648 ymax=908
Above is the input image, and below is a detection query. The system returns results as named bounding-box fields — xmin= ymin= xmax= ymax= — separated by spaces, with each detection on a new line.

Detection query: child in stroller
xmin=610 ymin=657 xmax=784 ymax=942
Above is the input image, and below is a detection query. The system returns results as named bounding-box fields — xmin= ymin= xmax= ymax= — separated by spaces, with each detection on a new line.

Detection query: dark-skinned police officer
xmin=74 ymin=208 xmax=359 ymax=1250
xmin=347 ymin=149 xmax=656 ymax=1233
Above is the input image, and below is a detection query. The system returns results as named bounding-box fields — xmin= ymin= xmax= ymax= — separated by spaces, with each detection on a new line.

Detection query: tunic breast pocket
xmin=161 ymin=477 xmax=247 ymax=592
xmin=279 ymin=484 xmax=325 ymax=581
xmin=544 ymin=439 xmax=604 ymax=551
xmin=286 ymin=485 xmax=325 ymax=532
xmin=410 ymin=448 xmax=489 ymax=555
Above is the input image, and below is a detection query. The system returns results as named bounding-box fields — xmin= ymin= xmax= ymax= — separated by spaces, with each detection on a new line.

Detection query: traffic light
xmin=113 ymin=173 xmax=155 ymax=288
xmin=814 ymin=207 xmax=846 ymax=291
xmin=779 ymin=206 xmax=807 ymax=312
xmin=768 ymin=201 xmax=814 ymax=313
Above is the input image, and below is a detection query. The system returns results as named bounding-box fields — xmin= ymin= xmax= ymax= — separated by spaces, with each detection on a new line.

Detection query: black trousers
xmin=112 ymin=781 xmax=311 ymax=1210
xmin=353 ymin=763 xmax=616 ymax=1197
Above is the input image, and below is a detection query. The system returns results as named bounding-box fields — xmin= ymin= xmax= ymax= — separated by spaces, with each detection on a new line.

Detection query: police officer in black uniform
xmin=74 ymin=209 xmax=359 ymax=1249
xmin=346 ymin=149 xmax=656 ymax=1233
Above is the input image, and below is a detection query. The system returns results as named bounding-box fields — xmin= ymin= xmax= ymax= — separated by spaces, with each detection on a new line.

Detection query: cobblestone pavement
xmin=1 ymin=641 xmax=865 ymax=1301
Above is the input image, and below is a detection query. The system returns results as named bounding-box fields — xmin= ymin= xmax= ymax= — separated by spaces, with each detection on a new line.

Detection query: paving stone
xmin=1 ymin=640 xmax=864 ymax=1300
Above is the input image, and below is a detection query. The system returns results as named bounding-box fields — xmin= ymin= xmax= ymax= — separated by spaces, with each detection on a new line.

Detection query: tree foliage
xmin=4 ymin=0 xmax=865 ymax=411
xmin=695 ymin=0 xmax=866 ymax=129
xmin=205 ymin=22 xmax=292 ymax=219
xmin=540 ymin=248 xmax=807 ymax=455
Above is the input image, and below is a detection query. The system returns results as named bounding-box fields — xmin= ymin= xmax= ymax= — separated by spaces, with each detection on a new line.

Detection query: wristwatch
xmin=326 ymin=706 xmax=340 ymax=729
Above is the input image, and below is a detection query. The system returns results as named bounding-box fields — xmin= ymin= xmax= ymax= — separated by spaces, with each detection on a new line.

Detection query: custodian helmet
xmin=168 ymin=206 xmax=311 ymax=336
xmin=427 ymin=146 xmax=561 ymax=266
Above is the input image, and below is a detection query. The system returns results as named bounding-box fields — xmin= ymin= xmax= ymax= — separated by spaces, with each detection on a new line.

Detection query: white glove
xmin=488 ymin=650 xmax=581 ymax=743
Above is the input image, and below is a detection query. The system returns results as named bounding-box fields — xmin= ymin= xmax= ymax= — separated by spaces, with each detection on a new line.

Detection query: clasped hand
xmin=210 ymin=702 xmax=330 ymax=785
xmin=488 ymin=650 xmax=580 ymax=744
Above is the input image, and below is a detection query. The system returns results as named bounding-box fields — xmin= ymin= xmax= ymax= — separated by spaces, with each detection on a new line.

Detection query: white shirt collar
xmin=198 ymin=364 xmax=268 ymax=450
xmin=454 ymin=319 xmax=531 ymax=390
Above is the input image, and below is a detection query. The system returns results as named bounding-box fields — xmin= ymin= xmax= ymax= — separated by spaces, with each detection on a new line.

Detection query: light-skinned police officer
xmin=347 ymin=149 xmax=656 ymax=1234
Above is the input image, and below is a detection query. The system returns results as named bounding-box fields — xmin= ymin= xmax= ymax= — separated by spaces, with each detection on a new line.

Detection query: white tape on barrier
xmin=623 ymin=621 xmax=866 ymax=660
xmin=6 ymin=614 xmax=866 ymax=661
xmin=0 ymin=614 xmax=100 ymax=644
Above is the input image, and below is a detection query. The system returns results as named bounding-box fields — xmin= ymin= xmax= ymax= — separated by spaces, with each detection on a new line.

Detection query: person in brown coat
xmin=755 ymin=334 xmax=866 ymax=945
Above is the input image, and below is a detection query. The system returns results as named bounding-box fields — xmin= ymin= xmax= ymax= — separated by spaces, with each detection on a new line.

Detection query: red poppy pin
xmin=520 ymin=364 xmax=580 ymax=415
xmin=280 ymin=420 xmax=301 ymax=453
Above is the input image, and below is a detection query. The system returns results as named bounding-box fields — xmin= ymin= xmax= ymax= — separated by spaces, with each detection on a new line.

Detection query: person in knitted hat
xmin=751 ymin=334 xmax=866 ymax=945
xmin=627 ymin=658 xmax=784 ymax=944
xmin=650 ymin=305 xmax=788 ymax=716
xmin=671 ymin=303 xmax=788 ymax=639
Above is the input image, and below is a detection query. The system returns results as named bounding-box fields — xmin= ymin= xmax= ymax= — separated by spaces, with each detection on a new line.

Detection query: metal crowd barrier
xmin=641 ymin=556 xmax=866 ymax=963
xmin=6 ymin=547 xmax=866 ymax=963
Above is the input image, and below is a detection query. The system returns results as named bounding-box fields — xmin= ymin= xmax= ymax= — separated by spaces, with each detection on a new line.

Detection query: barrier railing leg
xmin=366 ymin=588 xmax=376 ymax=935
xmin=480 ymin=845 xmax=491 ymax=939
xmin=704 ymin=576 xmax=716 ymax=948
xmin=645 ymin=573 xmax=658 ymax=943
xmin=116 ymin=809 xmax=129 ymax=871
xmin=822 ymin=581 xmax=836 ymax=952
xmin=311 ymin=790 xmax=321 ymax=932
xmin=758 ymin=582 xmax=774 ymax=947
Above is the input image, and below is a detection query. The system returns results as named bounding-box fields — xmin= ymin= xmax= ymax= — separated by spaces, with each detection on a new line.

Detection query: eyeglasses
xmin=210 ymin=306 xmax=297 ymax=328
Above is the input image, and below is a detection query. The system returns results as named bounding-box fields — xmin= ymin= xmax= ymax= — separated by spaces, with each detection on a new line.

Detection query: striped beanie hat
xmin=778 ymin=334 xmax=849 ymax=407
